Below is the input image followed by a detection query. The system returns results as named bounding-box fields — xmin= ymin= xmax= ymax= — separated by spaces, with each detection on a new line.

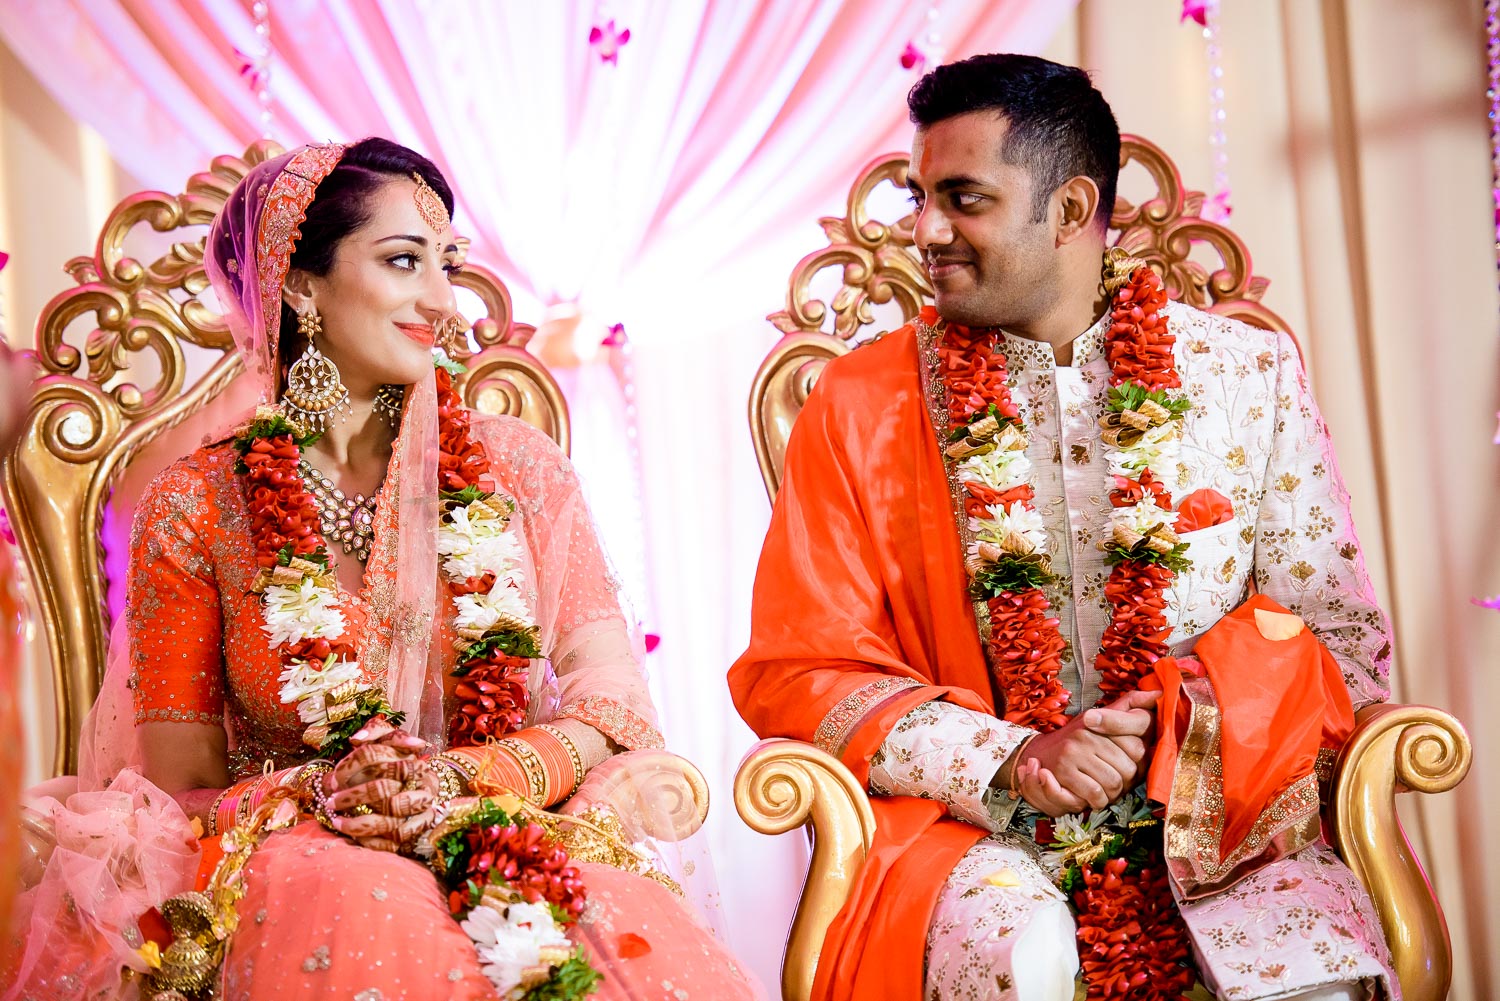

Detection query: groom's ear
xmin=1052 ymin=174 xmax=1103 ymax=246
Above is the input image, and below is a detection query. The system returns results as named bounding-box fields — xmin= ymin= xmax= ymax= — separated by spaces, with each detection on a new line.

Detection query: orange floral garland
xmin=238 ymin=368 xmax=531 ymax=757
xmin=936 ymin=257 xmax=1198 ymax=1000
xmin=434 ymin=366 xmax=531 ymax=746
xmin=936 ymin=326 xmax=1071 ymax=732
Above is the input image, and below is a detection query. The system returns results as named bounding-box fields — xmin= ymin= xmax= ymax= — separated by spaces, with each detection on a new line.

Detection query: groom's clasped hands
xmin=1000 ymin=690 xmax=1161 ymax=817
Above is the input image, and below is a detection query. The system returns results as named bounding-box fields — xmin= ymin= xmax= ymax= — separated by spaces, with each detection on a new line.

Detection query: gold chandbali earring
xmin=372 ymin=384 xmax=405 ymax=428
xmin=282 ymin=310 xmax=351 ymax=435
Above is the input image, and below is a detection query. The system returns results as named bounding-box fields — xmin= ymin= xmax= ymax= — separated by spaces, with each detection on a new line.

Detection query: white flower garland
xmin=437 ymin=495 xmax=538 ymax=647
xmin=460 ymin=899 xmax=573 ymax=998
xmin=957 ymin=424 xmax=1051 ymax=565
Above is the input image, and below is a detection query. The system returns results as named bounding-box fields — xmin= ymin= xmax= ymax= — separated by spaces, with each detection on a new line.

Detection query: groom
xmin=732 ymin=54 xmax=1397 ymax=1001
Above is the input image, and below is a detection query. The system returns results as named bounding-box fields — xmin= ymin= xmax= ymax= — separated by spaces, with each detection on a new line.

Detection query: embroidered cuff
xmin=869 ymin=700 xmax=1034 ymax=833
xmin=555 ymin=696 xmax=665 ymax=751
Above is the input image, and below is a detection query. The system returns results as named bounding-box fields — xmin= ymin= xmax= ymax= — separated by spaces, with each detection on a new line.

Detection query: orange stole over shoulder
xmin=730 ymin=325 xmax=1003 ymax=1001
xmin=1145 ymin=593 xmax=1355 ymax=899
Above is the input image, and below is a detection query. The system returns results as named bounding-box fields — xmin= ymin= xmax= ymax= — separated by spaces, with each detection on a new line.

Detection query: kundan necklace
xmin=233 ymin=359 xmax=540 ymax=759
xmin=298 ymin=458 xmax=380 ymax=563
xmin=932 ymin=248 xmax=1199 ymax=1000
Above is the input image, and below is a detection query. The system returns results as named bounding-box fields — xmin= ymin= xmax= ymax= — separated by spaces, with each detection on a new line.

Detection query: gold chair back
xmin=0 ymin=141 xmax=569 ymax=777
xmin=752 ymin=135 xmax=1291 ymax=502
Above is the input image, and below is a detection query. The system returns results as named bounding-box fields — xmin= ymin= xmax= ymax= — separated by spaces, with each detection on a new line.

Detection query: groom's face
xmin=908 ymin=112 xmax=1059 ymax=330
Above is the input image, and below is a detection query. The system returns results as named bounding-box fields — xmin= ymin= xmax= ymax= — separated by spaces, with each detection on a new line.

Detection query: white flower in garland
xmin=969 ymin=502 xmax=1048 ymax=555
xmin=1104 ymin=421 xmax=1181 ymax=482
xmin=957 ymin=447 xmax=1034 ymax=494
xmin=461 ymin=901 xmax=570 ymax=995
xmin=277 ymin=656 xmax=363 ymax=705
xmin=438 ymin=501 xmax=527 ymax=581
xmin=1109 ymin=498 xmax=1180 ymax=537
xmin=453 ymin=581 xmax=534 ymax=634
xmin=259 ymin=576 xmax=346 ymax=648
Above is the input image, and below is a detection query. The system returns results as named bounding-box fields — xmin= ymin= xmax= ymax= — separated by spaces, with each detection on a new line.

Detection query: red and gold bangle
xmin=494 ymin=737 xmax=548 ymax=804
xmin=532 ymin=725 xmax=583 ymax=801
xmin=213 ymin=778 xmax=257 ymax=836
xmin=206 ymin=785 xmax=235 ymax=837
xmin=454 ymin=745 xmax=529 ymax=800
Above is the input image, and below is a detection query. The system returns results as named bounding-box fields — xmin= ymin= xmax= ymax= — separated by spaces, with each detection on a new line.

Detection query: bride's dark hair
xmin=277 ymin=137 xmax=455 ymax=371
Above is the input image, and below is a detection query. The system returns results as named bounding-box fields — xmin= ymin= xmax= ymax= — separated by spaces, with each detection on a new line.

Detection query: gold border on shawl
xmin=812 ymin=677 xmax=923 ymax=758
xmin=915 ymin=318 xmax=994 ymax=649
xmin=1164 ymin=675 xmax=1324 ymax=899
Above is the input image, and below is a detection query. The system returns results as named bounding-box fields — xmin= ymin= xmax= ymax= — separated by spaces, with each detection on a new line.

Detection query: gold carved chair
xmin=2 ymin=142 xmax=705 ymax=844
xmin=733 ymin=136 xmax=1472 ymax=1001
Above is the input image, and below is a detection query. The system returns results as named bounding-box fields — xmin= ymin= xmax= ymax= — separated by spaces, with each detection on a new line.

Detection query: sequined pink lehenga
xmin=8 ymin=414 xmax=761 ymax=1000
xmin=5 ymin=144 xmax=761 ymax=1000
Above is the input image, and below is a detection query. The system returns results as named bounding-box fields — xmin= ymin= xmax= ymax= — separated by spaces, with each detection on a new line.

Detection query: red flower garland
xmin=240 ymin=368 xmax=533 ymax=753
xmin=936 ymin=324 xmax=1071 ymax=734
xmin=1093 ymin=267 xmax=1180 ymax=704
xmin=434 ymin=367 xmax=532 ymax=747
xmin=456 ymin=819 xmax=588 ymax=921
xmin=935 ymin=262 xmax=1198 ymax=999
xmin=241 ymin=432 xmax=357 ymax=667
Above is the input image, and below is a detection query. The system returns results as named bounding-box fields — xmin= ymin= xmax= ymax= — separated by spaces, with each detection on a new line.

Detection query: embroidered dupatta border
xmin=813 ymin=677 xmax=925 ymax=758
xmin=558 ymin=695 xmax=665 ymax=751
xmin=914 ymin=317 xmax=995 ymax=651
xmin=1164 ymin=674 xmax=1323 ymax=899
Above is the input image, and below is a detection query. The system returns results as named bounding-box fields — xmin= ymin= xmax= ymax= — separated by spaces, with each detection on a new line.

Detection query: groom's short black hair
xmin=907 ymin=53 xmax=1120 ymax=230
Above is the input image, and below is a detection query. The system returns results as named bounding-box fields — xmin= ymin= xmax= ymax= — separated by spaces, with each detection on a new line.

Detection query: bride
xmin=6 ymin=138 xmax=760 ymax=1000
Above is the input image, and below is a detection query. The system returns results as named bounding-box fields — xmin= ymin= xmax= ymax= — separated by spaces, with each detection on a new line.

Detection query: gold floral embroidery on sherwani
xmin=877 ymin=301 xmax=1397 ymax=1000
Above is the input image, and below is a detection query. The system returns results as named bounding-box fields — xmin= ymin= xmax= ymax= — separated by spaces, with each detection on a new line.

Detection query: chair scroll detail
xmin=1332 ymin=704 xmax=1471 ymax=1001
xmin=734 ymin=739 xmax=876 ymax=1001
xmin=738 ymin=136 xmax=1470 ymax=1001
xmin=1 ymin=142 xmax=569 ymax=776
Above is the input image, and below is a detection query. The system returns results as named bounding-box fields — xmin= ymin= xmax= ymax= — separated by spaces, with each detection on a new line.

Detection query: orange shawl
xmin=730 ymin=324 xmax=998 ymax=1001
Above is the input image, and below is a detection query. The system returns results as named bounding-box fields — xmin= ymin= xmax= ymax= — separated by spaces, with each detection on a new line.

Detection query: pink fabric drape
xmin=0 ymin=0 xmax=1071 ymax=315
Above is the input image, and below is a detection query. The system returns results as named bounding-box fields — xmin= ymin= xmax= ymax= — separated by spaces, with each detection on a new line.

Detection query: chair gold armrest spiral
xmin=1331 ymin=703 xmax=1471 ymax=1001
xmin=738 ymin=709 xmax=1471 ymax=1001
xmin=734 ymin=738 xmax=876 ymax=1001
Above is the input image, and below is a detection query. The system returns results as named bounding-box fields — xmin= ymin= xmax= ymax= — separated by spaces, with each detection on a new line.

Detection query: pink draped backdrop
xmin=0 ymin=0 xmax=1075 ymax=984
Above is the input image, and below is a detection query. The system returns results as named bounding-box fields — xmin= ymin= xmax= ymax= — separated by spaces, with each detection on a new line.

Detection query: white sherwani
xmin=868 ymin=301 xmax=1398 ymax=1000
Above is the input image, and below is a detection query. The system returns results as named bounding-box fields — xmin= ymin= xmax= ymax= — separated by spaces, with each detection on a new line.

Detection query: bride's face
xmin=287 ymin=177 xmax=459 ymax=395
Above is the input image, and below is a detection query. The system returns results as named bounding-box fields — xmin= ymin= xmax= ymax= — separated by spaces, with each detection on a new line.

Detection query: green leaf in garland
xmin=433 ymin=351 xmax=468 ymax=377
xmin=441 ymin=485 xmax=488 ymax=508
xmin=524 ymin=950 xmax=603 ymax=1001
xmin=968 ymin=557 xmax=1055 ymax=599
xmin=317 ymin=694 xmax=407 ymax=759
xmin=455 ymin=629 xmax=543 ymax=669
xmin=1105 ymin=383 xmax=1191 ymax=419
xmin=1101 ymin=541 xmax=1192 ymax=574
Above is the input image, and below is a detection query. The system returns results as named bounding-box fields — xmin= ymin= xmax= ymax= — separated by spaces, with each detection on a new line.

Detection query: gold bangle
xmin=206 ymin=785 xmax=234 ymax=837
xmin=434 ymin=751 xmax=478 ymax=789
xmin=1007 ymin=734 xmax=1039 ymax=800
xmin=536 ymin=724 xmax=585 ymax=799
xmin=432 ymin=758 xmax=465 ymax=808
xmin=495 ymin=737 xmax=548 ymax=804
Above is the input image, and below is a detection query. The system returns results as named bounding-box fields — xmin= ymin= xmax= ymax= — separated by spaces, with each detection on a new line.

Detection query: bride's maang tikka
xmin=411 ymin=171 xmax=451 ymax=233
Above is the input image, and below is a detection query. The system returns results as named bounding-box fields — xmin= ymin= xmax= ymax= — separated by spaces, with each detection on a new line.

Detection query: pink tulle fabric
xmin=6 ymin=147 xmax=759 ymax=999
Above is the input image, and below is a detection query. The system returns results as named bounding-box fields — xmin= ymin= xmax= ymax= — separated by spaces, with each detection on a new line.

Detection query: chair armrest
xmin=734 ymin=738 xmax=876 ymax=1001
xmin=1330 ymin=702 xmax=1471 ymax=1001
xmin=558 ymin=749 xmax=709 ymax=843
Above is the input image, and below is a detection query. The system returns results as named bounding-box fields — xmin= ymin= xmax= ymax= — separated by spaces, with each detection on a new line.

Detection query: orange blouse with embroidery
xmin=129 ymin=416 xmax=664 ymax=783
